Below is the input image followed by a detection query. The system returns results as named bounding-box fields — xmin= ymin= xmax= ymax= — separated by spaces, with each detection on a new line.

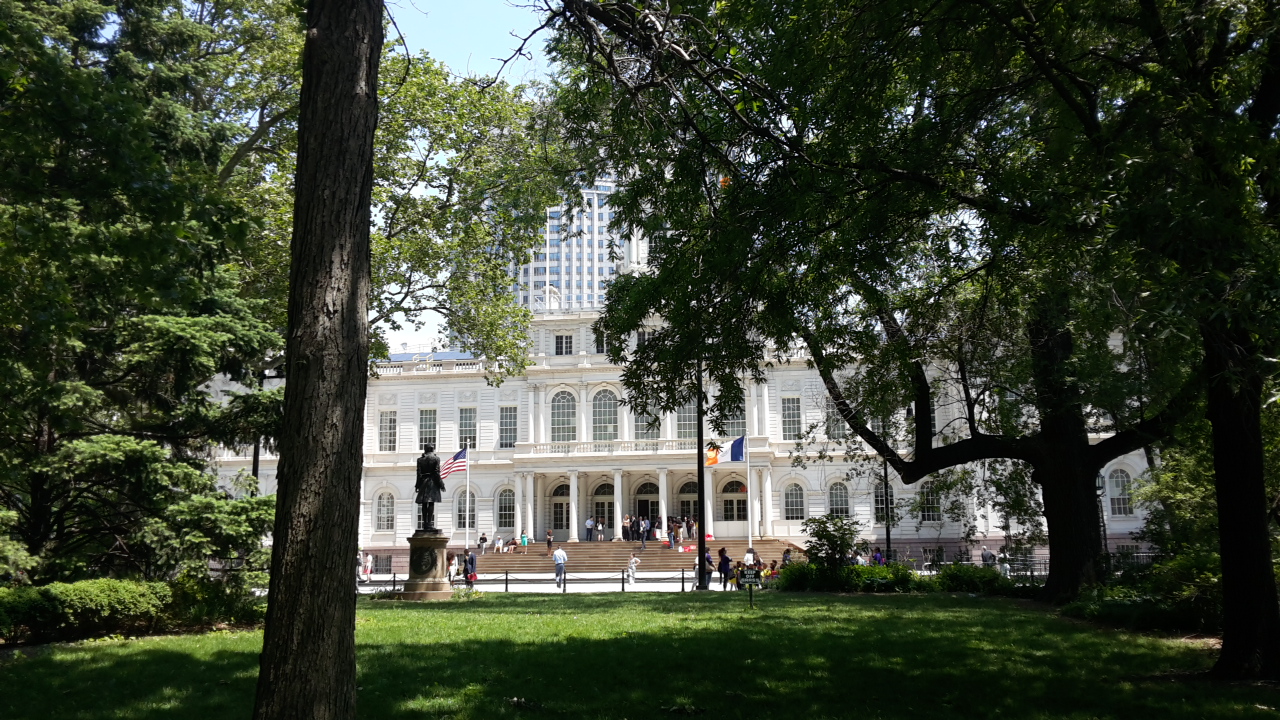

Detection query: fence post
xmin=505 ymin=570 xmax=509 ymax=593
xmin=681 ymin=568 xmax=686 ymax=593
xmin=622 ymin=570 xmax=626 ymax=592
xmin=562 ymin=571 xmax=567 ymax=594
xmin=392 ymin=573 xmax=397 ymax=592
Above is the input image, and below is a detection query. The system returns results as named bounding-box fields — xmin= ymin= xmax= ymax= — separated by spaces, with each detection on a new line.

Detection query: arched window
xmin=783 ymin=483 xmax=806 ymax=520
xmin=829 ymin=482 xmax=850 ymax=516
xmin=635 ymin=482 xmax=659 ymax=495
xmin=678 ymin=481 xmax=699 ymax=495
xmin=497 ymin=488 xmax=515 ymax=528
xmin=550 ymin=391 xmax=577 ymax=442
xmin=375 ymin=492 xmax=395 ymax=531
xmin=593 ymin=390 xmax=619 ymax=441
xmin=874 ymin=483 xmax=896 ymax=524
xmin=456 ymin=490 xmax=475 ymax=529
xmin=721 ymin=479 xmax=748 ymax=521
xmin=919 ymin=482 xmax=942 ymax=522
xmin=1109 ymin=469 xmax=1133 ymax=516
xmin=594 ymin=483 xmax=615 ymax=496
xmin=721 ymin=480 xmax=747 ymax=493
xmin=551 ymin=483 xmax=571 ymax=497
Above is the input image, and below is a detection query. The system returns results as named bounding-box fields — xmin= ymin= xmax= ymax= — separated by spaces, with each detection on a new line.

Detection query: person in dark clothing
xmin=717 ymin=548 xmax=733 ymax=590
xmin=465 ymin=550 xmax=477 ymax=589
xmin=981 ymin=545 xmax=997 ymax=567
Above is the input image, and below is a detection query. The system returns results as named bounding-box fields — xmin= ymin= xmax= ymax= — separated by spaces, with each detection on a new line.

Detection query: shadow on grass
xmin=1 ymin=593 xmax=1275 ymax=720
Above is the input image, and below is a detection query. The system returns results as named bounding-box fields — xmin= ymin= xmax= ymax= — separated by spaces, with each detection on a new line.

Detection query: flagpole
xmin=466 ymin=448 xmax=471 ymax=553
xmin=745 ymin=434 xmax=752 ymax=542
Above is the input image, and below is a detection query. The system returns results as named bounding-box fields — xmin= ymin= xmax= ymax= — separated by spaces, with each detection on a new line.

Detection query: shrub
xmin=0 ymin=579 xmax=171 ymax=643
xmin=167 ymin=572 xmax=267 ymax=627
xmin=774 ymin=562 xmax=922 ymax=593
xmin=936 ymin=564 xmax=1016 ymax=595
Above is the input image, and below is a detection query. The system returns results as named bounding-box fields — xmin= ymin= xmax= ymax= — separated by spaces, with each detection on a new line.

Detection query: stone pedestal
xmin=395 ymin=532 xmax=452 ymax=601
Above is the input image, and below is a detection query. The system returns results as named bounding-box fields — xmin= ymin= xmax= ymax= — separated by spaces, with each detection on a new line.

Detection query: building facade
xmin=215 ymin=310 xmax=1150 ymax=575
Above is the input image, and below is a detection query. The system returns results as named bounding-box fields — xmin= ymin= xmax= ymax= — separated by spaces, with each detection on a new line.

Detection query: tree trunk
xmin=1036 ymin=462 xmax=1103 ymax=601
xmin=1203 ymin=327 xmax=1280 ymax=679
xmin=251 ymin=0 xmax=382 ymax=717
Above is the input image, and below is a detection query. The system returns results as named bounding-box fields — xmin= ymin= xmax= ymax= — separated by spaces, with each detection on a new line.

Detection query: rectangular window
xmin=418 ymin=408 xmax=437 ymax=450
xmin=499 ymin=406 xmax=518 ymax=449
xmin=1110 ymin=496 xmax=1132 ymax=516
xmin=372 ymin=555 xmax=392 ymax=574
xmin=676 ymin=404 xmax=698 ymax=439
xmin=595 ymin=332 xmax=607 ymax=355
xmin=634 ymin=412 xmax=660 ymax=440
xmin=920 ymin=485 xmax=942 ymax=522
xmin=635 ymin=330 xmax=652 ymax=348
xmin=593 ymin=501 xmax=615 ymax=528
xmin=679 ymin=499 xmax=694 ymax=518
xmin=378 ymin=410 xmax=397 ymax=452
xmin=826 ymin=400 xmax=849 ymax=439
xmin=722 ymin=498 xmax=747 ymax=521
xmin=458 ymin=407 xmax=477 ymax=449
xmin=555 ymin=334 xmax=574 ymax=355
xmin=722 ymin=410 xmax=746 ymax=438
xmin=781 ymin=397 xmax=802 ymax=440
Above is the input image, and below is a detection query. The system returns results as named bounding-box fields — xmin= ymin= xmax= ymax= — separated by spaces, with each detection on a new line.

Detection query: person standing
xmin=639 ymin=517 xmax=649 ymax=550
xmin=717 ymin=548 xmax=733 ymax=591
xmin=622 ymin=514 xmax=631 ymax=542
xmin=553 ymin=545 xmax=568 ymax=588
xmin=546 ymin=528 xmax=554 ymax=556
xmin=627 ymin=552 xmax=640 ymax=584
xmin=478 ymin=532 xmax=488 ymax=556
xmin=981 ymin=545 xmax=997 ymax=568
xmin=585 ymin=516 xmax=595 ymax=542
xmin=667 ymin=518 xmax=676 ymax=550
xmin=872 ymin=547 xmax=883 ymax=566
xmin=465 ymin=549 xmax=477 ymax=589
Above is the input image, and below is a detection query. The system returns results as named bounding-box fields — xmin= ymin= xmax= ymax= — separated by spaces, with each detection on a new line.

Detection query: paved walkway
xmin=357 ymin=571 xmax=753 ymax=594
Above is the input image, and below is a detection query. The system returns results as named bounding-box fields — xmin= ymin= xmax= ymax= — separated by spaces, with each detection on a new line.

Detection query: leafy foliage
xmin=0 ymin=579 xmax=171 ymax=642
xmin=800 ymin=513 xmax=861 ymax=573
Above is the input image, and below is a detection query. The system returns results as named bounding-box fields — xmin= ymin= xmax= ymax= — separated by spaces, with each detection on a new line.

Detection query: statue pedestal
xmin=395 ymin=532 xmax=452 ymax=601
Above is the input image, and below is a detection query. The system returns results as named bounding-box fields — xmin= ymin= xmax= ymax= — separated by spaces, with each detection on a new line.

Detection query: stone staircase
xmin=475 ymin=537 xmax=802 ymax=575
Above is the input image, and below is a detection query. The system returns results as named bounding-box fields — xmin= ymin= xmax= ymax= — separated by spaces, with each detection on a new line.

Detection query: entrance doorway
xmin=552 ymin=502 xmax=569 ymax=542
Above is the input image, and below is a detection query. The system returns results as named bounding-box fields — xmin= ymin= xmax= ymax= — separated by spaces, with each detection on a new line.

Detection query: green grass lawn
xmin=1 ymin=592 xmax=1275 ymax=719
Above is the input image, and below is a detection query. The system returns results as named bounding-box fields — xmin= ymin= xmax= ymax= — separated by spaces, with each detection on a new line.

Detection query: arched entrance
xmin=635 ymin=481 xmax=659 ymax=524
xmin=550 ymin=482 xmax=571 ymax=542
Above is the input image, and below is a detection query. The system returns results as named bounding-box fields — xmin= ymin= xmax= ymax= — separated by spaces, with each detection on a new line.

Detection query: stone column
xmin=747 ymin=382 xmax=759 ymax=437
xmin=704 ymin=468 xmax=716 ymax=539
xmin=657 ymin=467 xmax=669 ymax=531
xmin=761 ymin=466 xmax=774 ymax=538
xmin=513 ymin=471 xmax=524 ymax=539
xmin=568 ymin=470 xmax=580 ymax=542
xmin=760 ymin=382 xmax=771 ymax=440
xmin=578 ymin=383 xmax=589 ymax=445
xmin=527 ymin=387 xmax=538 ymax=444
xmin=534 ymin=384 xmax=546 ymax=444
xmin=613 ymin=468 xmax=624 ymax=541
xmin=524 ymin=473 xmax=535 ymax=538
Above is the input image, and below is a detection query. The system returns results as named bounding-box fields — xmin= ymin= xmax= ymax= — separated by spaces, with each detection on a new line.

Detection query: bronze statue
xmin=415 ymin=444 xmax=444 ymax=534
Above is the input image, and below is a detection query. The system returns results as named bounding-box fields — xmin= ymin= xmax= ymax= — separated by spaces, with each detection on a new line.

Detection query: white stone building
xmin=213 ymin=183 xmax=1149 ymax=574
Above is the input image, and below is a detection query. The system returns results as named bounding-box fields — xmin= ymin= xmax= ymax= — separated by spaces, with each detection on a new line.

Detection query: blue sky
xmin=387 ymin=0 xmax=551 ymax=82
xmin=378 ymin=1 xmax=554 ymax=353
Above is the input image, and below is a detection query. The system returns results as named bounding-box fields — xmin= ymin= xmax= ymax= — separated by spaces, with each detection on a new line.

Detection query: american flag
xmin=441 ymin=447 xmax=468 ymax=479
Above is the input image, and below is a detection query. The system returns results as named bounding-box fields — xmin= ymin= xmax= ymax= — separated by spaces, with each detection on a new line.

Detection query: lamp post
xmin=882 ymin=455 xmax=892 ymax=562
xmin=1096 ymin=472 xmax=1109 ymax=555
xmin=695 ymin=355 xmax=709 ymax=590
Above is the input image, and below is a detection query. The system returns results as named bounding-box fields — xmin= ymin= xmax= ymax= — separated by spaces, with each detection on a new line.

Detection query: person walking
xmin=639 ymin=517 xmax=649 ymax=550
xmin=585 ymin=516 xmax=595 ymax=542
xmin=465 ymin=549 xmax=477 ymax=589
xmin=717 ymin=547 xmax=733 ymax=591
xmin=627 ymin=552 xmax=640 ymax=585
xmin=553 ymin=545 xmax=568 ymax=588
xmin=981 ymin=545 xmax=996 ymax=568
xmin=667 ymin=518 xmax=676 ymax=550
xmin=546 ymin=529 xmax=554 ymax=556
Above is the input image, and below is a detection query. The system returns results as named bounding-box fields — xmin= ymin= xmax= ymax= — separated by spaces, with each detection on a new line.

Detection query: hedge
xmin=0 ymin=579 xmax=172 ymax=643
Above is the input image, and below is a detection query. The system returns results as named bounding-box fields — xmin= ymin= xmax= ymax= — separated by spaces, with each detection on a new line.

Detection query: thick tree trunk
xmin=1203 ymin=328 xmax=1280 ymax=679
xmin=1036 ymin=462 xmax=1103 ymax=601
xmin=251 ymin=0 xmax=382 ymax=717
xmin=1027 ymin=289 xmax=1100 ymax=602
